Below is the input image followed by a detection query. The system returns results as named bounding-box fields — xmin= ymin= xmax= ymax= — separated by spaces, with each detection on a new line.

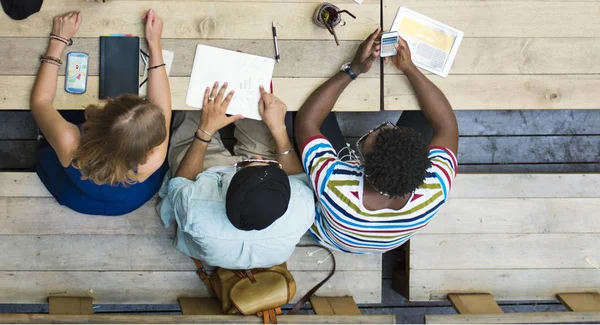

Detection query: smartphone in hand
xmin=380 ymin=31 xmax=400 ymax=57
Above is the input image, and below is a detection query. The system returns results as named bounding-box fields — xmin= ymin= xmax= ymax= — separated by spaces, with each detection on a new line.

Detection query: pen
xmin=272 ymin=22 xmax=280 ymax=62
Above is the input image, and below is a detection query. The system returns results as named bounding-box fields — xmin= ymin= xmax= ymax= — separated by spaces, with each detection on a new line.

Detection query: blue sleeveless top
xmin=36 ymin=145 xmax=167 ymax=216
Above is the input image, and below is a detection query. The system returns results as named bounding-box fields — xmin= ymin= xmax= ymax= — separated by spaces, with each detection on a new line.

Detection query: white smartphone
xmin=65 ymin=52 xmax=89 ymax=94
xmin=380 ymin=31 xmax=399 ymax=57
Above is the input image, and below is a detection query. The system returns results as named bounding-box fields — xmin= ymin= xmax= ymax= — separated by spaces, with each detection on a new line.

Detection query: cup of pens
xmin=313 ymin=3 xmax=356 ymax=46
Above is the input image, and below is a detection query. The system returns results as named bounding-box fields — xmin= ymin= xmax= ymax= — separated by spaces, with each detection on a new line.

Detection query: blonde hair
xmin=74 ymin=94 xmax=166 ymax=185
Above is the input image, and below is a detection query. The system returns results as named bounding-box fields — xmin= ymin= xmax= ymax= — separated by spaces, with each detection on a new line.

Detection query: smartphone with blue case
xmin=65 ymin=52 xmax=89 ymax=94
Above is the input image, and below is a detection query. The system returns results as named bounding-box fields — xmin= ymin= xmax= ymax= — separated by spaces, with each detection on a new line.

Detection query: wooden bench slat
xmin=0 ymin=1 xmax=378 ymax=40
xmin=48 ymin=297 xmax=94 ymax=315
xmin=0 ymin=76 xmax=379 ymax=112
xmin=6 ymin=173 xmax=599 ymax=199
xmin=449 ymin=174 xmax=600 ymax=199
xmin=557 ymin=293 xmax=600 ymax=312
xmin=429 ymin=199 xmax=600 ymax=234
xmin=0 ymin=235 xmax=380 ymax=272
xmin=425 ymin=311 xmax=600 ymax=324
xmin=411 ymin=234 xmax=600 ymax=270
xmin=447 ymin=293 xmax=503 ymax=315
xmin=0 ymin=314 xmax=396 ymax=324
xmin=410 ymin=269 xmax=600 ymax=301
xmin=383 ymin=1 xmax=600 ymax=38
xmin=384 ymin=75 xmax=600 ymax=110
xmin=0 ymin=270 xmax=380 ymax=304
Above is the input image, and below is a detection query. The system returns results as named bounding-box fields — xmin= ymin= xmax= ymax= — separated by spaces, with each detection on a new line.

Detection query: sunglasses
xmin=355 ymin=121 xmax=397 ymax=163
xmin=355 ymin=121 xmax=397 ymax=197
xmin=234 ymin=159 xmax=282 ymax=172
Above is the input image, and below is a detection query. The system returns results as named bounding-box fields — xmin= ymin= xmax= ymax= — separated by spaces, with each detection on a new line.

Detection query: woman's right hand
xmin=198 ymin=82 xmax=244 ymax=135
xmin=142 ymin=9 xmax=164 ymax=50
xmin=52 ymin=12 xmax=82 ymax=40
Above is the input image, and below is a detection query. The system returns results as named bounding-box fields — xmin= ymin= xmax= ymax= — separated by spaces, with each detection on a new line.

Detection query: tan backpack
xmin=193 ymin=244 xmax=336 ymax=324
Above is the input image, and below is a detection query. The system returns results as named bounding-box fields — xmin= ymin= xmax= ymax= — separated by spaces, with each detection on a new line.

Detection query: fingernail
xmin=259 ymin=85 xmax=264 ymax=89
xmin=224 ymin=82 xmax=228 ymax=86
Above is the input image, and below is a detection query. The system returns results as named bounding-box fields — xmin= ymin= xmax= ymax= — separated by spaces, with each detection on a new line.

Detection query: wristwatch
xmin=341 ymin=62 xmax=357 ymax=80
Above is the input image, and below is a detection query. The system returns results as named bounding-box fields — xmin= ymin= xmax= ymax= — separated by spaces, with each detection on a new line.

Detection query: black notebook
xmin=99 ymin=36 xmax=140 ymax=99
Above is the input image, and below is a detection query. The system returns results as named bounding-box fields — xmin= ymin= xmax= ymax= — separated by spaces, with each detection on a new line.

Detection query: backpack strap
xmin=287 ymin=244 xmax=337 ymax=315
xmin=191 ymin=257 xmax=215 ymax=296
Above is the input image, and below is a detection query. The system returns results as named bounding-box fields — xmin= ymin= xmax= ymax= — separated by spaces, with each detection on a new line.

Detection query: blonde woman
xmin=30 ymin=9 xmax=171 ymax=216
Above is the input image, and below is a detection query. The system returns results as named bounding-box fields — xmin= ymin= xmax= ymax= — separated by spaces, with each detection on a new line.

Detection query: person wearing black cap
xmin=158 ymin=82 xmax=315 ymax=270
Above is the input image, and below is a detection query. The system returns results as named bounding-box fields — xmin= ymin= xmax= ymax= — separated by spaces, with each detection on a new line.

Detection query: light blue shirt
xmin=157 ymin=166 xmax=315 ymax=269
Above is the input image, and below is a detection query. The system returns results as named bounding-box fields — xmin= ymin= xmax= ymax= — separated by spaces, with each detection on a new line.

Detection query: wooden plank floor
xmin=408 ymin=174 xmax=600 ymax=302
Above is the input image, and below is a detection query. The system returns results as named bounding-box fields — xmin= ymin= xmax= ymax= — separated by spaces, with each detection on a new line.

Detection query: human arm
xmin=30 ymin=12 xmax=82 ymax=167
xmin=136 ymin=9 xmax=173 ymax=178
xmin=294 ymin=27 xmax=381 ymax=149
xmin=175 ymin=82 xmax=243 ymax=180
xmin=258 ymin=86 xmax=303 ymax=175
xmin=387 ymin=37 xmax=459 ymax=154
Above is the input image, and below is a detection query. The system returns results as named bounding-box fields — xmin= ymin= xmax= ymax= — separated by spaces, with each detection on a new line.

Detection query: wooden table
xmin=383 ymin=0 xmax=600 ymax=111
xmin=0 ymin=0 xmax=380 ymax=112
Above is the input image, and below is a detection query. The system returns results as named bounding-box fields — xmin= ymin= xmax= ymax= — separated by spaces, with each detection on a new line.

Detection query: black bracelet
xmin=49 ymin=33 xmax=73 ymax=46
xmin=194 ymin=132 xmax=211 ymax=143
xmin=148 ymin=63 xmax=166 ymax=70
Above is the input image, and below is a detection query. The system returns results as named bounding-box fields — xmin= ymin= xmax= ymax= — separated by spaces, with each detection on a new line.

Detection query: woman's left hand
xmin=52 ymin=11 xmax=82 ymax=40
xmin=142 ymin=9 xmax=164 ymax=49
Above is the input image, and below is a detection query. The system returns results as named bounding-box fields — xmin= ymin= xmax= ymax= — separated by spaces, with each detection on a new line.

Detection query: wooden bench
xmin=396 ymin=174 xmax=600 ymax=302
xmin=425 ymin=293 xmax=600 ymax=324
xmin=0 ymin=172 xmax=382 ymax=307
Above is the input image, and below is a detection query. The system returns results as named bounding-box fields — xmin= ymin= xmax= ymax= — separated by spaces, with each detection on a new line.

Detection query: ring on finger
xmin=208 ymin=97 xmax=215 ymax=101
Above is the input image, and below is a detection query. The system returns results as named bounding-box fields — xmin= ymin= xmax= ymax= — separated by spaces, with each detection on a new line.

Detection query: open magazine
xmin=389 ymin=7 xmax=463 ymax=77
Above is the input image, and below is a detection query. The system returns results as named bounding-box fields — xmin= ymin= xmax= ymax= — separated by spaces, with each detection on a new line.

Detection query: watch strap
xmin=343 ymin=65 xmax=358 ymax=80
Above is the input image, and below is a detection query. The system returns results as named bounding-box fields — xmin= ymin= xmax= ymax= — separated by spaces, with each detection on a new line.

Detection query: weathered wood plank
xmin=384 ymin=75 xmax=600 ymax=110
xmin=0 ymin=270 xmax=380 ymax=304
xmin=178 ymin=297 xmax=223 ymax=315
xmin=447 ymin=294 xmax=503 ymax=314
xmin=0 ymin=141 xmax=37 ymax=169
xmin=457 ymin=136 xmax=600 ymax=164
xmin=0 ymin=2 xmax=378 ymax=40
xmin=48 ymin=297 xmax=93 ymax=315
xmin=339 ymin=110 xmax=600 ymax=137
xmin=411 ymin=234 xmax=600 ymax=270
xmin=426 ymin=312 xmax=600 ymax=324
xmin=454 ymin=110 xmax=600 ymax=136
xmin=383 ymin=1 xmax=600 ymax=37
xmin=427 ymin=199 xmax=600 ymax=234
xmin=0 ymin=314 xmax=396 ymax=324
xmin=557 ymin=293 xmax=600 ymax=312
xmin=0 ymin=236 xmax=380 ymax=271
xmin=0 ymin=112 xmax=37 ymax=140
xmin=450 ymin=174 xmax=600 ymax=199
xmin=0 ymin=76 xmax=379 ymax=112
xmin=410 ymin=269 xmax=600 ymax=301
xmin=459 ymin=163 xmax=600 ymax=173
xmin=384 ymin=38 xmax=600 ymax=75
xmin=5 ymin=173 xmax=599 ymax=199
xmin=0 ymin=38 xmax=378 ymax=78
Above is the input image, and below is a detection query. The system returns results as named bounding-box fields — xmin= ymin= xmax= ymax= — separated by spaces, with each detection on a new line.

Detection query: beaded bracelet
xmin=40 ymin=59 xmax=61 ymax=67
xmin=50 ymin=33 xmax=73 ymax=46
xmin=40 ymin=55 xmax=62 ymax=65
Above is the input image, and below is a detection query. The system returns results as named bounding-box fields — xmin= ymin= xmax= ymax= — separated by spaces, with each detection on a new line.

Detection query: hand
xmin=141 ymin=9 xmax=164 ymax=49
xmin=52 ymin=12 xmax=82 ymax=40
xmin=258 ymin=86 xmax=288 ymax=134
xmin=349 ymin=27 xmax=381 ymax=76
xmin=199 ymin=82 xmax=244 ymax=135
xmin=385 ymin=36 xmax=415 ymax=73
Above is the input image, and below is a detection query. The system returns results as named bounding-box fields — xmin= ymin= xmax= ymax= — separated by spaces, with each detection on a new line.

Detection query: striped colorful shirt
xmin=301 ymin=135 xmax=457 ymax=254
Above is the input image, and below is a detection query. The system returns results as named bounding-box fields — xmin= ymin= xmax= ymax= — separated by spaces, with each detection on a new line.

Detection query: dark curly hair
xmin=364 ymin=127 xmax=430 ymax=198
